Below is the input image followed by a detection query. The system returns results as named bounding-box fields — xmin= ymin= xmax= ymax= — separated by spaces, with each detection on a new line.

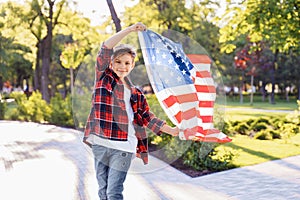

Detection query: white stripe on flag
xmin=196 ymin=93 xmax=216 ymax=101
xmin=198 ymin=107 xmax=214 ymax=116
xmin=193 ymin=63 xmax=211 ymax=72
xmin=195 ymin=132 xmax=228 ymax=139
xmin=180 ymin=116 xmax=202 ymax=130
xmin=194 ymin=77 xmax=215 ymax=86
xmin=156 ymin=84 xmax=196 ymax=98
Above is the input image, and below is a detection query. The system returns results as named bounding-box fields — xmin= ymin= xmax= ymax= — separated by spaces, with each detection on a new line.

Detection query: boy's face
xmin=111 ymin=53 xmax=135 ymax=79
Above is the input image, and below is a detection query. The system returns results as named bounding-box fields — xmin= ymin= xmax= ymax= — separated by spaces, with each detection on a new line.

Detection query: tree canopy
xmin=0 ymin=0 xmax=299 ymax=102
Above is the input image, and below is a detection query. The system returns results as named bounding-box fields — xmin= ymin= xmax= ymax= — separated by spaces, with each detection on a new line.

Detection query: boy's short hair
xmin=112 ymin=44 xmax=137 ymax=61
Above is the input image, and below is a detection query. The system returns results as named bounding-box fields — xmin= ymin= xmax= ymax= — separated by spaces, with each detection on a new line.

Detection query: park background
xmin=0 ymin=0 xmax=299 ymax=176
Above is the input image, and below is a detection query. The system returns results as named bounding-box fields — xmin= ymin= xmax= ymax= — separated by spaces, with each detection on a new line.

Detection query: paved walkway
xmin=1 ymin=120 xmax=300 ymax=200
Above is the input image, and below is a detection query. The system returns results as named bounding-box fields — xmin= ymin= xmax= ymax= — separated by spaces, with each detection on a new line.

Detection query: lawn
xmin=223 ymin=109 xmax=289 ymax=121
xmin=216 ymin=94 xmax=298 ymax=121
xmin=216 ymin=134 xmax=300 ymax=167
xmin=216 ymin=95 xmax=300 ymax=168
xmin=224 ymin=94 xmax=298 ymax=110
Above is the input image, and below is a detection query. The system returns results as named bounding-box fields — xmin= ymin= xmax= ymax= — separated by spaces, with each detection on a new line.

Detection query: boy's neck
xmin=121 ymin=77 xmax=131 ymax=90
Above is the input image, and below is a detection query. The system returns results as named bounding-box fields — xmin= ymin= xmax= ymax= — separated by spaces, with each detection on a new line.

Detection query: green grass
xmin=221 ymin=94 xmax=298 ymax=121
xmin=216 ymin=134 xmax=300 ymax=167
xmin=215 ymin=95 xmax=300 ymax=168
xmin=224 ymin=110 xmax=288 ymax=121
xmin=224 ymin=94 xmax=298 ymax=110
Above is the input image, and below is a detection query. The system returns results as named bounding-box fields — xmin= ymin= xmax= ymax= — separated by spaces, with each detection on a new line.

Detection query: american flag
xmin=138 ymin=30 xmax=231 ymax=143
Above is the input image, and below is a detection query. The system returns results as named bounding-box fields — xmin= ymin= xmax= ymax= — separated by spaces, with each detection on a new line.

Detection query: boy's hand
xmin=129 ymin=22 xmax=147 ymax=32
xmin=169 ymin=126 xmax=180 ymax=137
xmin=160 ymin=124 xmax=179 ymax=137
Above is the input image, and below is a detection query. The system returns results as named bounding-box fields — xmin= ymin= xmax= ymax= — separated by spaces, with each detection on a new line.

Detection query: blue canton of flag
xmin=139 ymin=30 xmax=194 ymax=92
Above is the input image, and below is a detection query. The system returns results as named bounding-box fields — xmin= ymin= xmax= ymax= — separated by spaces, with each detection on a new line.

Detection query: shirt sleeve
xmin=95 ymin=44 xmax=113 ymax=80
xmin=139 ymin=93 xmax=165 ymax=135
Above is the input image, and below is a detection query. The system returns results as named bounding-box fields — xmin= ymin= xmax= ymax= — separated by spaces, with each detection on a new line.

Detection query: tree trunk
xmin=261 ymin=81 xmax=267 ymax=101
xmin=40 ymin=1 xmax=54 ymax=103
xmin=239 ymin=71 xmax=244 ymax=104
xmin=106 ymin=0 xmax=122 ymax=32
xmin=70 ymin=66 xmax=74 ymax=96
xmin=298 ymin=80 xmax=300 ymax=100
xmin=34 ymin=42 xmax=41 ymax=91
xmin=41 ymin=35 xmax=51 ymax=102
xmin=250 ymin=75 xmax=254 ymax=105
xmin=0 ymin=76 xmax=3 ymax=92
xmin=270 ymin=49 xmax=279 ymax=104
xmin=285 ymin=86 xmax=289 ymax=102
xmin=270 ymin=67 xmax=275 ymax=104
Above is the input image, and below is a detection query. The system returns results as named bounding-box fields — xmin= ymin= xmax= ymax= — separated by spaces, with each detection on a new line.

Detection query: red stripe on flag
xmin=177 ymin=93 xmax=198 ymax=103
xmin=203 ymin=128 xmax=221 ymax=135
xmin=163 ymin=93 xmax=198 ymax=108
xmin=199 ymin=101 xmax=214 ymax=107
xmin=174 ymin=107 xmax=199 ymax=123
xmin=195 ymin=85 xmax=216 ymax=93
xmin=200 ymin=116 xmax=213 ymax=123
xmin=196 ymin=126 xmax=220 ymax=135
xmin=187 ymin=54 xmax=211 ymax=64
xmin=196 ymin=71 xmax=211 ymax=78
xmin=193 ymin=136 xmax=231 ymax=143
xmin=174 ymin=111 xmax=182 ymax=123
xmin=163 ymin=95 xmax=177 ymax=107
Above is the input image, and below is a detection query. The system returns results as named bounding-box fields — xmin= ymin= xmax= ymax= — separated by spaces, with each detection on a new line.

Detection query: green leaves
xmin=60 ymin=43 xmax=85 ymax=70
xmin=220 ymin=0 xmax=300 ymax=53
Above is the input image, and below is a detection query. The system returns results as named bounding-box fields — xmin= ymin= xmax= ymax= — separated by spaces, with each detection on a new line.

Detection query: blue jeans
xmin=92 ymin=145 xmax=133 ymax=200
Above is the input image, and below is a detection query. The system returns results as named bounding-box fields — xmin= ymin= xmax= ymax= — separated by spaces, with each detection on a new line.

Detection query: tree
xmin=60 ymin=43 xmax=85 ymax=95
xmin=106 ymin=0 xmax=121 ymax=32
xmin=0 ymin=33 xmax=32 ymax=91
xmin=26 ymin=0 xmax=69 ymax=102
xmin=0 ymin=2 xmax=35 ymax=91
xmin=218 ymin=0 xmax=300 ymax=103
xmin=123 ymin=0 xmax=195 ymax=33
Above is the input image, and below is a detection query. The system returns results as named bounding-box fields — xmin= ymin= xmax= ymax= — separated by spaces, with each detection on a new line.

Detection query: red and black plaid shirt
xmin=83 ymin=44 xmax=165 ymax=164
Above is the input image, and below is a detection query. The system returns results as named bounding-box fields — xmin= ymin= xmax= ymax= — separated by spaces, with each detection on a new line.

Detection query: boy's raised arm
xmin=103 ymin=22 xmax=147 ymax=49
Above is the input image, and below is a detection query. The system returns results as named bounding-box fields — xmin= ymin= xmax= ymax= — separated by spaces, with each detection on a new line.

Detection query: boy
xmin=84 ymin=22 xmax=179 ymax=200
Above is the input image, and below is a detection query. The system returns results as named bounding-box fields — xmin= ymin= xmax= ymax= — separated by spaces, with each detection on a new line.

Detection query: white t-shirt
xmin=87 ymin=86 xmax=138 ymax=153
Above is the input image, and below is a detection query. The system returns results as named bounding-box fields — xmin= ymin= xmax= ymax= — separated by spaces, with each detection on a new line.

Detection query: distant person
xmin=83 ymin=22 xmax=179 ymax=200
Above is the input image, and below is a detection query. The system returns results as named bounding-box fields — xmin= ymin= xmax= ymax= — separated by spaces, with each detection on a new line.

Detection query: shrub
xmin=222 ymin=121 xmax=233 ymax=135
xmin=285 ymin=100 xmax=300 ymax=125
xmin=270 ymin=117 xmax=283 ymax=129
xmin=269 ymin=129 xmax=281 ymax=139
xmin=245 ymin=118 xmax=255 ymax=126
xmin=233 ymin=122 xmax=250 ymax=135
xmin=251 ymin=122 xmax=268 ymax=132
xmin=231 ymin=120 xmax=241 ymax=127
xmin=7 ymin=91 xmax=51 ymax=123
xmin=253 ymin=117 xmax=271 ymax=124
xmin=182 ymin=142 xmax=235 ymax=171
xmin=49 ymin=93 xmax=74 ymax=128
xmin=279 ymin=123 xmax=299 ymax=139
xmin=0 ymin=100 xmax=6 ymax=119
xmin=146 ymin=94 xmax=171 ymax=144
xmin=254 ymin=129 xmax=273 ymax=140
xmin=9 ymin=91 xmax=27 ymax=104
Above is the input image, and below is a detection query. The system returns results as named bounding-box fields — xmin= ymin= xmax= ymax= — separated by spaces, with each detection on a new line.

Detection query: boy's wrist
xmin=125 ymin=26 xmax=133 ymax=33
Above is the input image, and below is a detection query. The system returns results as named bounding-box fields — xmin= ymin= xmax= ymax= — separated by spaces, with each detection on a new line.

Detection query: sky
xmin=0 ymin=0 xmax=228 ymax=27
xmin=0 ymin=0 xmax=138 ymax=26
xmin=74 ymin=0 xmax=138 ymax=25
